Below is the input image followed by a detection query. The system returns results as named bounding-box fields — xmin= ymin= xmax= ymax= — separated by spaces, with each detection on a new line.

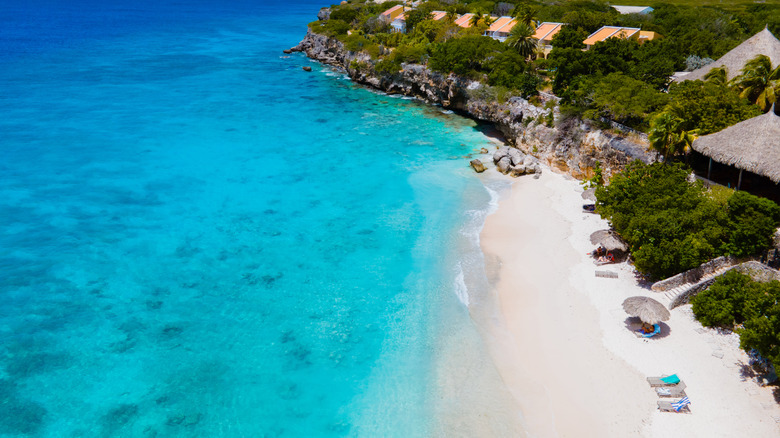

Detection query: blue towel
xmin=660 ymin=374 xmax=680 ymax=384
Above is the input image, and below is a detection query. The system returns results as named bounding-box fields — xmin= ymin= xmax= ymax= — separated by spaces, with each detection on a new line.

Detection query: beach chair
xmin=658 ymin=397 xmax=691 ymax=413
xmin=656 ymin=381 xmax=687 ymax=398
xmin=647 ymin=374 xmax=681 ymax=387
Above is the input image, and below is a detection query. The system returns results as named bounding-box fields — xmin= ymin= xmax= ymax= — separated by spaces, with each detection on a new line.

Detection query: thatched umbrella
xmin=581 ymin=187 xmax=596 ymax=201
xmin=590 ymin=230 xmax=628 ymax=253
xmin=675 ymin=26 xmax=780 ymax=82
xmin=692 ymin=105 xmax=780 ymax=187
xmin=622 ymin=296 xmax=670 ymax=325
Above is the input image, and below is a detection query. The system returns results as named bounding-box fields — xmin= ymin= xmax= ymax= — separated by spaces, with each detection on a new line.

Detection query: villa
xmin=583 ymin=26 xmax=659 ymax=49
xmin=390 ymin=12 xmax=407 ymax=33
xmin=430 ymin=10 xmax=447 ymax=21
xmin=453 ymin=13 xmax=475 ymax=28
xmin=380 ymin=5 xmax=405 ymax=22
xmin=484 ymin=16 xmax=516 ymax=41
xmin=533 ymin=22 xmax=565 ymax=56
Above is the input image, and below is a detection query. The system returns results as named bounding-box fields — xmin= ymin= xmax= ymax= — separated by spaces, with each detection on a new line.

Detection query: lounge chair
xmin=656 ymin=381 xmax=687 ymax=398
xmin=647 ymin=374 xmax=681 ymax=387
xmin=658 ymin=397 xmax=691 ymax=413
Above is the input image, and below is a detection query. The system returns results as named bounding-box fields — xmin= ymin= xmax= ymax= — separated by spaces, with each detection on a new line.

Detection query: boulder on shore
xmin=480 ymin=147 xmax=489 ymax=154
xmin=493 ymin=145 xmax=542 ymax=177
xmin=470 ymin=159 xmax=487 ymax=173
xmin=496 ymin=156 xmax=512 ymax=174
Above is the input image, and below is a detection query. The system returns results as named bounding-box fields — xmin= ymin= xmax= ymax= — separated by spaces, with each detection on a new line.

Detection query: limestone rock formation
xmin=293 ymin=30 xmax=659 ymax=180
xmin=470 ymin=159 xmax=487 ymax=173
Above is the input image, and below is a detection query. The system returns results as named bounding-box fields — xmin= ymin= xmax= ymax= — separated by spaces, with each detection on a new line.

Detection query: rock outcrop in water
xmin=291 ymin=30 xmax=657 ymax=180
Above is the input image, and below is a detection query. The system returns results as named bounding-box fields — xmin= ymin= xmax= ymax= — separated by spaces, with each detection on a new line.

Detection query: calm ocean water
xmin=0 ymin=1 xmax=516 ymax=436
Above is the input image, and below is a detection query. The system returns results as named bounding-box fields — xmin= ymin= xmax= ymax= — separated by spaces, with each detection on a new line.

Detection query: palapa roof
xmin=590 ymin=230 xmax=629 ymax=252
xmin=622 ymin=296 xmax=670 ymax=325
xmin=678 ymin=27 xmax=780 ymax=82
xmin=692 ymin=106 xmax=780 ymax=183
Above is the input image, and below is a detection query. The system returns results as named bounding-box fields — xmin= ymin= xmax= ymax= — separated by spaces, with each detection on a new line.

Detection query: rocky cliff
xmin=291 ymin=30 xmax=656 ymax=179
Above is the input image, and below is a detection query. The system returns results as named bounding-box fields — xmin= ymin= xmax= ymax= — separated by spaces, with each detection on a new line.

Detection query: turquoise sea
xmin=0 ymin=1 xmax=520 ymax=436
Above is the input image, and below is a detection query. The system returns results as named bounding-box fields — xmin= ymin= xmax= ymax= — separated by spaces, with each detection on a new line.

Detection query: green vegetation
xmin=692 ymin=271 xmax=780 ymax=373
xmin=595 ymin=162 xmax=780 ymax=280
xmin=309 ymin=0 xmax=780 ymax=132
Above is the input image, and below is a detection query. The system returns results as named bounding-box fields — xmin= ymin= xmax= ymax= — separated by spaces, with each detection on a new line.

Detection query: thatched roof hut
xmin=590 ymin=230 xmax=629 ymax=253
xmin=676 ymin=27 xmax=780 ymax=82
xmin=691 ymin=106 xmax=780 ymax=184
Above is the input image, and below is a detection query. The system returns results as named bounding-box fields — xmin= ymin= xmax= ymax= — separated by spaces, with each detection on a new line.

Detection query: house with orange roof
xmin=485 ymin=17 xmax=516 ymax=41
xmin=430 ymin=11 xmax=447 ymax=21
xmin=533 ymin=22 xmax=565 ymax=56
xmin=380 ymin=5 xmax=405 ymax=22
xmin=484 ymin=16 xmax=514 ymax=39
xmin=583 ymin=26 xmax=641 ymax=49
xmin=390 ymin=11 xmax=407 ymax=33
xmin=638 ymin=30 xmax=661 ymax=43
xmin=454 ymin=13 xmax=475 ymax=28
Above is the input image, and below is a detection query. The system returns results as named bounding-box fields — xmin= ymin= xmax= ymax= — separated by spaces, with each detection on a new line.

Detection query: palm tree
xmin=648 ymin=112 xmax=697 ymax=161
xmin=514 ymin=5 xmax=538 ymax=27
xmin=505 ymin=22 xmax=538 ymax=59
xmin=469 ymin=11 xmax=484 ymax=28
xmin=444 ymin=9 xmax=458 ymax=24
xmin=729 ymin=54 xmax=780 ymax=112
xmin=703 ymin=66 xmax=728 ymax=86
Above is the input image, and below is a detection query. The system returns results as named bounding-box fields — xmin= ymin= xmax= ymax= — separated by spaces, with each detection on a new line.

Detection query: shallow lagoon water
xmin=0 ymin=1 xmax=513 ymax=436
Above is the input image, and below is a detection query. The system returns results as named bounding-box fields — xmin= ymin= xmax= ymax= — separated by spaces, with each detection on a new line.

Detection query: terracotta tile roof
xmin=380 ymin=5 xmax=404 ymax=20
xmin=533 ymin=22 xmax=564 ymax=42
xmin=454 ymin=13 xmax=475 ymax=28
xmin=493 ymin=18 xmax=516 ymax=34
xmin=584 ymin=26 xmax=640 ymax=46
xmin=431 ymin=11 xmax=447 ymax=21
xmin=488 ymin=16 xmax=514 ymax=32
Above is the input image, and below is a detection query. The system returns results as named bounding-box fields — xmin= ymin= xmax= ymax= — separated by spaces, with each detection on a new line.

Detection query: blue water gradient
xmin=0 ymin=1 xmax=506 ymax=436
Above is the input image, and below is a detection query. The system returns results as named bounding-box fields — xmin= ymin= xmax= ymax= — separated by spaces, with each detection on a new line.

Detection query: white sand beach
xmin=479 ymin=167 xmax=780 ymax=437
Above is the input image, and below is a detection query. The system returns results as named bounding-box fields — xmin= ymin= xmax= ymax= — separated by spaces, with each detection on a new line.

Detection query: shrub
xmin=392 ymin=44 xmax=427 ymax=64
xmin=428 ymin=35 xmax=505 ymax=75
xmin=725 ymin=191 xmax=780 ymax=257
xmin=595 ymin=162 xmax=780 ymax=280
xmin=375 ymin=58 xmax=401 ymax=74
xmin=330 ymin=7 xmax=359 ymax=24
xmin=692 ymin=271 xmax=761 ymax=328
xmin=691 ymin=272 xmax=780 ymax=373
xmin=310 ymin=19 xmax=351 ymax=37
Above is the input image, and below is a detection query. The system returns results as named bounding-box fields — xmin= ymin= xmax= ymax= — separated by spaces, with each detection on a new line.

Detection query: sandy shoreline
xmin=478 ymin=167 xmax=780 ymax=437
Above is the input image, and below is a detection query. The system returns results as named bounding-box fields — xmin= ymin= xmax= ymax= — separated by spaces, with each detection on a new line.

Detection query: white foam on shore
xmin=453 ymin=265 xmax=469 ymax=306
